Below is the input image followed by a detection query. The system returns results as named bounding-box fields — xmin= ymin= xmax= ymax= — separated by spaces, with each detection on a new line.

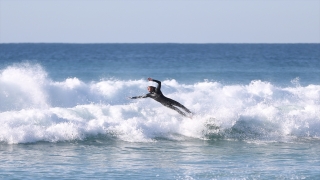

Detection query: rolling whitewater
xmin=0 ymin=44 xmax=319 ymax=179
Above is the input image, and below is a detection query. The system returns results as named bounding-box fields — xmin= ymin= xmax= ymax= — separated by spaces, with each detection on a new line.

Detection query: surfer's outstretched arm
xmin=129 ymin=94 xmax=148 ymax=99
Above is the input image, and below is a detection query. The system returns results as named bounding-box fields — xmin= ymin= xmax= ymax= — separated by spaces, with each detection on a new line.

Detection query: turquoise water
xmin=0 ymin=44 xmax=320 ymax=179
xmin=1 ymin=139 xmax=319 ymax=179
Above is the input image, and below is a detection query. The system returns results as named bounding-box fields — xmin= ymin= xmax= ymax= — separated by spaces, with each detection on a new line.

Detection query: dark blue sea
xmin=0 ymin=44 xmax=320 ymax=179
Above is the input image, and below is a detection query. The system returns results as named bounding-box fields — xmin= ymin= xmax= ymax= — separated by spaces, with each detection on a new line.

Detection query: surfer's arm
xmin=129 ymin=94 xmax=149 ymax=99
xmin=150 ymin=78 xmax=161 ymax=92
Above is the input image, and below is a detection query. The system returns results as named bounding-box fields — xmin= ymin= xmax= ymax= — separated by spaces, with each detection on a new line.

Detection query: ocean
xmin=0 ymin=43 xmax=319 ymax=179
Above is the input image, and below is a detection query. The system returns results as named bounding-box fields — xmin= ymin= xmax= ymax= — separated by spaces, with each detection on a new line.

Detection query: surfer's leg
xmin=168 ymin=99 xmax=192 ymax=114
xmin=164 ymin=104 xmax=188 ymax=117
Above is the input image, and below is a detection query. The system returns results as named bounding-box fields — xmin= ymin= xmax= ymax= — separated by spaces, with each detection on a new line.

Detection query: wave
xmin=0 ymin=63 xmax=320 ymax=144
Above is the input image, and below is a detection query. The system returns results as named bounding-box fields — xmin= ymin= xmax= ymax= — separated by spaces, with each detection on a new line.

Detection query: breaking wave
xmin=0 ymin=63 xmax=319 ymax=144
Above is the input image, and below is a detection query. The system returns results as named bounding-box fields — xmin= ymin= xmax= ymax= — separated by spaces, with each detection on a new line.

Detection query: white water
xmin=1 ymin=64 xmax=319 ymax=144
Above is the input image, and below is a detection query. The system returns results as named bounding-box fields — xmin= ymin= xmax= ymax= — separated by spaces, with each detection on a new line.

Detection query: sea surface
xmin=0 ymin=43 xmax=319 ymax=179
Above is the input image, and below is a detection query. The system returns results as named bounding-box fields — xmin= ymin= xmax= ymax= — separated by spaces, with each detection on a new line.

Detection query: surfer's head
xmin=147 ymin=86 xmax=155 ymax=92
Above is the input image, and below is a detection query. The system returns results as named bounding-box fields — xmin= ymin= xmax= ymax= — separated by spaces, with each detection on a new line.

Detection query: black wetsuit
xmin=130 ymin=79 xmax=192 ymax=117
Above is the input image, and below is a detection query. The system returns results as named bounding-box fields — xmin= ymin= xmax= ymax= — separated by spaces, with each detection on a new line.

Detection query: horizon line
xmin=1 ymin=42 xmax=319 ymax=45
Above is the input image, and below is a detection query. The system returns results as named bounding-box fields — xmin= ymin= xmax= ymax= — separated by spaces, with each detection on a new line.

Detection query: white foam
xmin=1 ymin=63 xmax=320 ymax=144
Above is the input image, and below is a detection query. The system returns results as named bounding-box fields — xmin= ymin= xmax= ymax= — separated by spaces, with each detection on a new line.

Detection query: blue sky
xmin=0 ymin=0 xmax=319 ymax=43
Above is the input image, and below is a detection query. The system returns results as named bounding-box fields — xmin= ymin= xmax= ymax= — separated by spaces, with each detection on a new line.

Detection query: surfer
xmin=129 ymin=78 xmax=193 ymax=118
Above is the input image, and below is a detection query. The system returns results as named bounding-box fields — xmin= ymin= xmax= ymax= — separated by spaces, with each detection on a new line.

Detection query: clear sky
xmin=0 ymin=0 xmax=319 ymax=43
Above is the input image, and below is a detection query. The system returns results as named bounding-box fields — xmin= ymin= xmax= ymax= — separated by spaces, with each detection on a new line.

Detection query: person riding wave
xmin=129 ymin=78 xmax=193 ymax=118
